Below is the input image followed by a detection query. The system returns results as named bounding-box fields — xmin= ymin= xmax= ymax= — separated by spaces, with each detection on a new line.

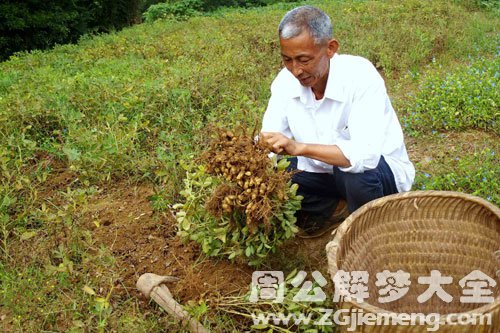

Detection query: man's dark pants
xmin=288 ymin=156 xmax=398 ymax=228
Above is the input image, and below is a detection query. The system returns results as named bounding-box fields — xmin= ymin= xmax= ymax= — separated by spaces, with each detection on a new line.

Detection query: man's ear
xmin=326 ymin=39 xmax=339 ymax=58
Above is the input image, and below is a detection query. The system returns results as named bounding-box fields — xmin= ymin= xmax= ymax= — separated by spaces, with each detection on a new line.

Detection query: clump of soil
xmin=201 ymin=127 xmax=291 ymax=232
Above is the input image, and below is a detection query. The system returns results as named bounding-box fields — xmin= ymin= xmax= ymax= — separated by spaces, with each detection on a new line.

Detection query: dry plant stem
xmin=218 ymin=309 xmax=292 ymax=333
xmin=137 ymin=273 xmax=208 ymax=333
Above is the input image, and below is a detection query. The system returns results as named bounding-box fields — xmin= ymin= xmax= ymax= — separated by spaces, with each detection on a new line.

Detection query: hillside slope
xmin=0 ymin=1 xmax=498 ymax=331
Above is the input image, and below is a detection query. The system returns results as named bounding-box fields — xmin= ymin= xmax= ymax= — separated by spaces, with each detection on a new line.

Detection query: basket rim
xmin=325 ymin=190 xmax=500 ymax=317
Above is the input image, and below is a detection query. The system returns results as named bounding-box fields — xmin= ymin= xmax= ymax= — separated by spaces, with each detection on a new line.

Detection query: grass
xmin=0 ymin=0 xmax=499 ymax=331
xmin=408 ymin=131 xmax=499 ymax=205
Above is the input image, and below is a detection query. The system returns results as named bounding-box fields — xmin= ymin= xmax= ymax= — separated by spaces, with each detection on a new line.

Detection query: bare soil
xmin=82 ymin=183 xmax=256 ymax=303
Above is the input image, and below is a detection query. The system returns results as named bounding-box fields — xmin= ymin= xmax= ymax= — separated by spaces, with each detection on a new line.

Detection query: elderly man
xmin=260 ymin=6 xmax=415 ymax=237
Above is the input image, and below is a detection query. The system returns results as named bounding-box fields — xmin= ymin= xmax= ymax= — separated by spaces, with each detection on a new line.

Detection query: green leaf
xmin=245 ymin=245 xmax=254 ymax=257
xmin=213 ymin=227 xmax=226 ymax=234
xmin=20 ymin=231 xmax=36 ymax=241
xmin=284 ymin=210 xmax=295 ymax=220
xmin=216 ymin=233 xmax=226 ymax=243
xmin=251 ymin=324 xmax=269 ymax=330
xmin=172 ymin=203 xmax=184 ymax=210
xmin=82 ymin=285 xmax=96 ymax=296
xmin=181 ymin=217 xmax=191 ymax=231
xmin=277 ymin=158 xmax=290 ymax=171
xmin=286 ymin=269 xmax=298 ymax=282
xmin=203 ymin=177 xmax=212 ymax=187
xmin=202 ymin=240 xmax=210 ymax=253
xmin=1 ymin=195 xmax=16 ymax=208
xmin=63 ymin=146 xmax=81 ymax=161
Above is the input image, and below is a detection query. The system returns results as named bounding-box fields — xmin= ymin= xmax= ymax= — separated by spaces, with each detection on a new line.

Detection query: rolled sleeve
xmin=336 ymin=140 xmax=367 ymax=173
xmin=336 ymin=74 xmax=388 ymax=173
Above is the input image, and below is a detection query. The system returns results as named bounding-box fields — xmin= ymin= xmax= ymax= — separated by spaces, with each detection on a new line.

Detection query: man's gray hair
xmin=278 ymin=6 xmax=332 ymax=45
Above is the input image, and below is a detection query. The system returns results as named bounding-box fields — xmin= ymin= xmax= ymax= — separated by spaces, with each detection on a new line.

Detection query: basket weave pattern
xmin=326 ymin=191 xmax=500 ymax=332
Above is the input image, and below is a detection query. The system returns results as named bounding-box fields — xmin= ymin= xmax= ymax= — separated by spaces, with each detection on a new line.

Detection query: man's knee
xmin=341 ymin=170 xmax=382 ymax=193
xmin=336 ymin=170 xmax=384 ymax=212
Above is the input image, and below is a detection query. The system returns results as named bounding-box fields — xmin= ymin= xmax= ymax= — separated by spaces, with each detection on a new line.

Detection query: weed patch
xmin=402 ymin=55 xmax=499 ymax=135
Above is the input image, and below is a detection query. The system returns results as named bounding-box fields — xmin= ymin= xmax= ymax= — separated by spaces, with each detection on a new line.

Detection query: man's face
xmin=279 ymin=31 xmax=337 ymax=91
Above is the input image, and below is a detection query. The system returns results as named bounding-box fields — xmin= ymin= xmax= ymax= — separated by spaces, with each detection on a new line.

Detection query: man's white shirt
xmin=262 ymin=53 xmax=415 ymax=192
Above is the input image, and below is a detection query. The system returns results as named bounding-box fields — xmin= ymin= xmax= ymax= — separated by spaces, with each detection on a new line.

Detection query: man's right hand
xmin=260 ymin=132 xmax=351 ymax=168
xmin=260 ymin=132 xmax=304 ymax=156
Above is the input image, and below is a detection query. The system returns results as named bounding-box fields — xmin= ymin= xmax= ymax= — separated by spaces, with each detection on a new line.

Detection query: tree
xmin=0 ymin=0 xmax=142 ymax=61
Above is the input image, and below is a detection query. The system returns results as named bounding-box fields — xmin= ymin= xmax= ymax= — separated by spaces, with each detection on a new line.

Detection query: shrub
xmin=0 ymin=0 xmax=142 ymax=61
xmin=455 ymin=0 xmax=500 ymax=11
xmin=0 ymin=1 xmax=82 ymax=61
xmin=141 ymin=0 xmax=293 ymax=19
xmin=142 ymin=0 xmax=204 ymax=22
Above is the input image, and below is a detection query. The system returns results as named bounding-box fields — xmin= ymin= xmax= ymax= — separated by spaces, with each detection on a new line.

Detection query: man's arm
xmin=260 ymin=132 xmax=351 ymax=168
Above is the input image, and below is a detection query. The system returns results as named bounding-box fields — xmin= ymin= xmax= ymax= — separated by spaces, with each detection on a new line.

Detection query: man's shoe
xmin=297 ymin=200 xmax=349 ymax=239
xmin=329 ymin=200 xmax=349 ymax=223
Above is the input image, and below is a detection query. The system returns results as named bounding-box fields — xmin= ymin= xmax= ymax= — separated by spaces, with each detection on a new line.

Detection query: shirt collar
xmin=291 ymin=53 xmax=346 ymax=104
xmin=324 ymin=53 xmax=346 ymax=102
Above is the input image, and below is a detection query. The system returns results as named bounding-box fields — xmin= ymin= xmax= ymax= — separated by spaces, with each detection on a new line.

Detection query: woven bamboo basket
xmin=326 ymin=191 xmax=499 ymax=333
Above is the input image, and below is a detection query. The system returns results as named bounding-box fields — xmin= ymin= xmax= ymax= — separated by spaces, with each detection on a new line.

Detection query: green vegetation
xmin=176 ymin=158 xmax=301 ymax=266
xmin=143 ymin=0 xmax=205 ymax=21
xmin=142 ymin=0 xmax=294 ymax=22
xmin=0 ymin=1 xmax=292 ymax=61
xmin=414 ymin=144 xmax=499 ymax=204
xmin=0 ymin=0 xmax=143 ymax=61
xmin=0 ymin=0 xmax=498 ymax=331
xmin=403 ymin=55 xmax=499 ymax=134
